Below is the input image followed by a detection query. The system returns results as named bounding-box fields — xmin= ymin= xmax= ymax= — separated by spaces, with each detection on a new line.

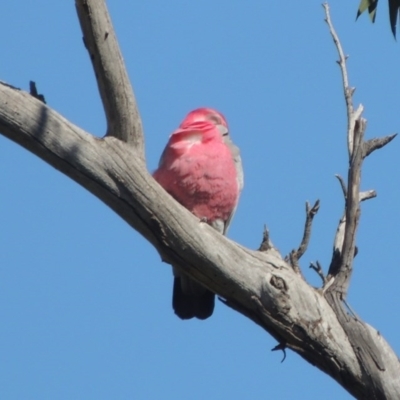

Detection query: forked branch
xmin=322 ymin=4 xmax=397 ymax=398
xmin=323 ymin=4 xmax=395 ymax=295
xmin=0 ymin=2 xmax=399 ymax=399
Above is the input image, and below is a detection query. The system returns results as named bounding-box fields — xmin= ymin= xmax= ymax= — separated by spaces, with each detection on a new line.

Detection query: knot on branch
xmin=270 ymin=275 xmax=287 ymax=291
xmin=258 ymin=273 xmax=291 ymax=317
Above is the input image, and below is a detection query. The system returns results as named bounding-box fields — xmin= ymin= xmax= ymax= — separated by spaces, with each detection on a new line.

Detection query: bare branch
xmin=322 ymin=6 xmax=397 ymax=396
xmin=335 ymin=174 xmax=347 ymax=199
xmin=258 ymin=225 xmax=272 ymax=251
xmin=0 ymin=82 xmax=377 ymax=399
xmin=331 ymin=184 xmax=375 ymax=264
xmin=75 ymin=0 xmax=144 ymax=156
xmin=29 ymin=81 xmax=46 ymax=104
xmin=296 ymin=200 xmax=320 ymax=259
xmin=335 ymin=174 xmax=377 ymax=201
xmin=364 ymin=134 xmax=397 ymax=158
xmin=324 ymin=8 xmax=376 ymax=294
xmin=1 ymin=82 xmax=378 ymax=399
xmin=339 ymin=119 xmax=365 ymax=285
xmin=271 ymin=343 xmax=287 ymax=363
xmin=323 ymin=3 xmax=356 ymax=158
xmin=360 ymin=190 xmax=377 ymax=202
xmin=0 ymin=2 xmax=399 ymax=398
xmin=286 ymin=200 xmax=320 ymax=275
xmin=332 ymin=217 xmax=345 ymax=257
xmin=310 ymin=261 xmax=326 ymax=285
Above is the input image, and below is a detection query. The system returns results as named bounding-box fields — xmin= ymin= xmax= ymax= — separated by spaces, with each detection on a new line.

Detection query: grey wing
xmin=222 ymin=135 xmax=244 ymax=235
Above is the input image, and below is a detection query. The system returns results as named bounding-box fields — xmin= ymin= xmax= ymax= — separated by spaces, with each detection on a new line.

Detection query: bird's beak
xmin=216 ymin=124 xmax=229 ymax=136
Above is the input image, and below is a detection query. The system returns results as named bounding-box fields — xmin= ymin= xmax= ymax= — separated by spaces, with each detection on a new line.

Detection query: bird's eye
xmin=207 ymin=114 xmax=221 ymax=125
xmin=216 ymin=125 xmax=229 ymax=137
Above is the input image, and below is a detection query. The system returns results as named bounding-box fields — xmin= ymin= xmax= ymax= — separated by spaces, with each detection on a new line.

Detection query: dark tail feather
xmin=173 ymin=277 xmax=215 ymax=320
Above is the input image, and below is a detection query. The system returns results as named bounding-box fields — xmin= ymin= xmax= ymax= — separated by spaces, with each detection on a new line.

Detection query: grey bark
xmin=0 ymin=1 xmax=399 ymax=398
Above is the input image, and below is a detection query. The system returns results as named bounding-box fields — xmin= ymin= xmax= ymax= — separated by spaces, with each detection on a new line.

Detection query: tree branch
xmin=0 ymin=82 xmax=365 ymax=388
xmin=364 ymin=134 xmax=397 ymax=158
xmin=75 ymin=0 xmax=144 ymax=156
xmin=323 ymin=4 xmax=398 ymax=398
xmin=323 ymin=3 xmax=359 ymax=159
xmin=0 ymin=2 xmax=399 ymax=399
xmin=335 ymin=174 xmax=347 ymax=198
xmin=324 ymin=4 xmax=379 ymax=295
xmin=337 ymin=118 xmax=364 ymax=293
xmin=286 ymin=200 xmax=319 ymax=276
xmin=0 ymin=70 xmax=393 ymax=400
xmin=258 ymin=225 xmax=272 ymax=251
xmin=296 ymin=200 xmax=320 ymax=260
xmin=29 ymin=81 xmax=46 ymax=104
xmin=310 ymin=261 xmax=326 ymax=285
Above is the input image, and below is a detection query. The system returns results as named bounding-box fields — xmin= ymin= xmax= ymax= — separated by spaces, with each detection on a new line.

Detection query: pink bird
xmin=153 ymin=108 xmax=243 ymax=319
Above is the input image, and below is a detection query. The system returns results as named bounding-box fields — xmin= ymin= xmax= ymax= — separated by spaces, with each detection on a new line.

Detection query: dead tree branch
xmin=258 ymin=225 xmax=272 ymax=252
xmin=29 ymin=81 xmax=46 ymax=104
xmin=335 ymin=174 xmax=347 ymax=198
xmin=364 ymin=134 xmax=397 ymax=158
xmin=324 ymin=3 xmax=395 ymax=293
xmin=323 ymin=3 xmax=398 ymax=398
xmin=75 ymin=0 xmax=144 ymax=155
xmin=310 ymin=261 xmax=326 ymax=285
xmin=0 ymin=1 xmax=399 ymax=399
xmin=286 ymin=200 xmax=319 ymax=276
xmin=296 ymin=200 xmax=320 ymax=260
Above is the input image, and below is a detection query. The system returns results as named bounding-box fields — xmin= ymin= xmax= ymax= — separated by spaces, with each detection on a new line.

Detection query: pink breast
xmin=154 ymin=139 xmax=238 ymax=222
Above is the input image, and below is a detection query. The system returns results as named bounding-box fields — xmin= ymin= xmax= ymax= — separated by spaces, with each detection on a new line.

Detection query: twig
xmin=258 ymin=225 xmax=271 ymax=252
xmin=286 ymin=200 xmax=319 ymax=275
xmin=296 ymin=200 xmax=320 ymax=259
xmin=364 ymin=134 xmax=397 ymax=158
xmin=310 ymin=261 xmax=326 ymax=285
xmin=335 ymin=174 xmax=347 ymax=199
xmin=271 ymin=342 xmax=287 ymax=363
xmin=359 ymin=190 xmax=376 ymax=202
xmin=29 ymin=81 xmax=46 ymax=104
xmin=323 ymin=3 xmax=356 ymax=158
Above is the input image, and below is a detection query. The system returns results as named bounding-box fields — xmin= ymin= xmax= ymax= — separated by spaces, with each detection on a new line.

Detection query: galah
xmin=153 ymin=108 xmax=243 ymax=320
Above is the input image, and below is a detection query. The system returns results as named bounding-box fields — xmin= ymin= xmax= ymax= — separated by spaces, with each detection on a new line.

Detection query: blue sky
xmin=1 ymin=1 xmax=399 ymax=399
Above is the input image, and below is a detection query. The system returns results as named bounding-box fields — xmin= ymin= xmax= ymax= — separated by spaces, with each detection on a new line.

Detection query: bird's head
xmin=168 ymin=107 xmax=229 ymax=146
xmin=179 ymin=108 xmax=228 ymax=130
